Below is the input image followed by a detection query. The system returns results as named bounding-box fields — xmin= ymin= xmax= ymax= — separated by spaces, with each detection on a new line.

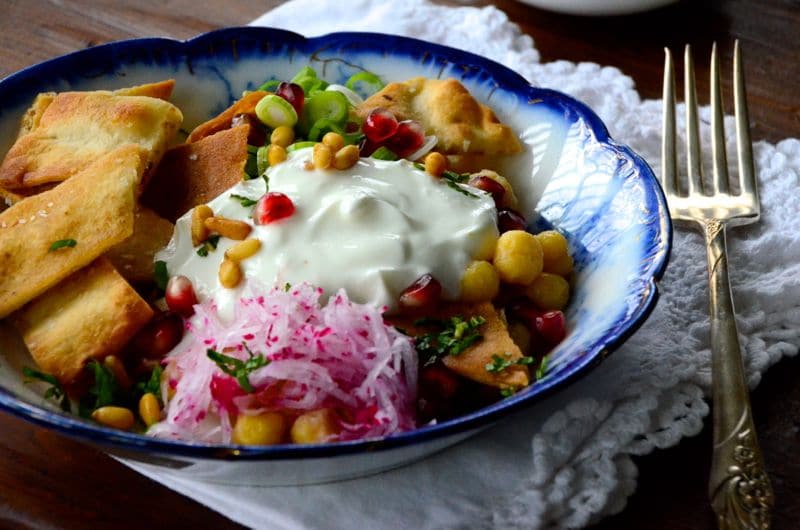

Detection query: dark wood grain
xmin=0 ymin=1 xmax=797 ymax=529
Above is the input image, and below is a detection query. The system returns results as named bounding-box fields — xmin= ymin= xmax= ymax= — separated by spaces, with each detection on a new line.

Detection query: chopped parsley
xmin=196 ymin=234 xmax=221 ymax=257
xmin=500 ymin=387 xmax=517 ymax=397
xmin=412 ymin=163 xmax=478 ymax=198
xmin=22 ymin=367 xmax=70 ymax=412
xmin=153 ymin=260 xmax=169 ymax=291
xmin=230 ymin=193 xmax=258 ymax=207
xmin=79 ymin=360 xmax=118 ymax=417
xmin=484 ymin=353 xmax=535 ymax=373
xmin=49 ymin=238 xmax=77 ymax=251
xmin=207 ymin=344 xmax=269 ymax=393
xmin=136 ymin=364 xmax=163 ymax=403
xmin=414 ymin=315 xmax=486 ymax=366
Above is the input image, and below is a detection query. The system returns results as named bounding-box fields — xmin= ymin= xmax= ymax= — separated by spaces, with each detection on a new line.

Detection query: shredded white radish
xmin=147 ymin=283 xmax=418 ymax=444
xmin=407 ymin=135 xmax=438 ymax=161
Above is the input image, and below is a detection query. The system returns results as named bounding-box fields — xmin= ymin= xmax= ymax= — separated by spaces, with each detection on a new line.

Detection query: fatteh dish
xmin=0 ymin=67 xmax=574 ymax=445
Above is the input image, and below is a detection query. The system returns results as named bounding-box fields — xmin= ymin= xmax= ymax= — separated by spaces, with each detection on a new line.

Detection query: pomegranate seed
xmin=398 ymin=273 xmax=442 ymax=309
xmin=253 ymin=192 xmax=295 ymax=225
xmin=385 ymin=120 xmax=425 ymax=158
xmin=210 ymin=374 xmax=245 ymax=414
xmin=165 ymin=275 xmax=198 ymax=316
xmin=363 ymin=108 xmax=399 ymax=143
xmin=497 ymin=208 xmax=527 ymax=233
xmin=275 ymin=82 xmax=304 ymax=116
xmin=535 ymin=310 xmax=567 ymax=345
xmin=468 ymin=175 xmax=506 ymax=204
xmin=420 ymin=366 xmax=460 ymax=399
xmin=131 ymin=312 xmax=184 ymax=359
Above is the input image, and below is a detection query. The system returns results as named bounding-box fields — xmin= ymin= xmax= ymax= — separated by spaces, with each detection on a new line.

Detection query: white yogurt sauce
xmin=157 ymin=148 xmax=498 ymax=318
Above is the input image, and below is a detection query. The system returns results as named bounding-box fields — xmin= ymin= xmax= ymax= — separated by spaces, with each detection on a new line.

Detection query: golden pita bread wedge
xmin=141 ymin=125 xmax=250 ymax=222
xmin=14 ymin=80 xmax=175 ymax=141
xmin=114 ymin=79 xmax=176 ymax=100
xmin=357 ymin=78 xmax=521 ymax=171
xmin=390 ymin=302 xmax=529 ymax=390
xmin=0 ymin=90 xmax=182 ymax=190
xmin=12 ymin=258 xmax=154 ymax=383
xmin=187 ymin=90 xmax=267 ymax=143
xmin=17 ymin=92 xmax=56 ymax=138
xmin=106 ymin=207 xmax=174 ymax=283
xmin=0 ymin=144 xmax=145 ymax=318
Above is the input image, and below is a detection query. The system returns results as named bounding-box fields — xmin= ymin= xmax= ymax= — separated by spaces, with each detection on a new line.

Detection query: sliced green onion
xmin=342 ymin=131 xmax=366 ymax=146
xmin=256 ymin=145 xmax=270 ymax=175
xmin=255 ymin=94 xmax=298 ymax=129
xmin=291 ymin=66 xmax=329 ymax=95
xmin=307 ymin=118 xmax=344 ymax=142
xmin=325 ymin=84 xmax=364 ymax=106
xmin=345 ymin=71 xmax=384 ymax=98
xmin=291 ymin=66 xmax=317 ymax=82
xmin=304 ymin=91 xmax=349 ymax=126
xmin=257 ymin=79 xmax=281 ymax=92
xmin=287 ymin=141 xmax=316 ymax=152
xmin=371 ymin=146 xmax=399 ymax=161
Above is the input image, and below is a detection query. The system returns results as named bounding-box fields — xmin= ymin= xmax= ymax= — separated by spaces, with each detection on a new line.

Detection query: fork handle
xmin=704 ymin=219 xmax=773 ymax=529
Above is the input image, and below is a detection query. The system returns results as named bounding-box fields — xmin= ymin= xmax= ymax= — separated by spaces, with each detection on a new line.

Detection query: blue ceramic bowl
xmin=0 ymin=27 xmax=670 ymax=485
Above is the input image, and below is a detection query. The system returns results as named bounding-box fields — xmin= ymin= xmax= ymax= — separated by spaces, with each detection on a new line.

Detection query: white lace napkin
xmin=123 ymin=1 xmax=800 ymax=527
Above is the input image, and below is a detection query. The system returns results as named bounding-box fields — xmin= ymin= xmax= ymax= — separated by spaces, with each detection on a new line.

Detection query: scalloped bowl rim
xmin=0 ymin=27 xmax=672 ymax=461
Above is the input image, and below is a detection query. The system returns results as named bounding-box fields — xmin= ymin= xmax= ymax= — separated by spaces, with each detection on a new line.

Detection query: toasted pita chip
xmin=390 ymin=302 xmax=529 ymax=389
xmin=186 ymin=90 xmax=267 ymax=143
xmin=0 ymin=90 xmax=182 ymax=190
xmin=141 ymin=125 xmax=250 ymax=221
xmin=114 ymin=79 xmax=175 ymax=100
xmin=357 ymin=78 xmax=521 ymax=170
xmin=0 ymin=145 xmax=145 ymax=318
xmin=17 ymin=92 xmax=56 ymax=138
xmin=106 ymin=207 xmax=174 ymax=283
xmin=12 ymin=258 xmax=154 ymax=383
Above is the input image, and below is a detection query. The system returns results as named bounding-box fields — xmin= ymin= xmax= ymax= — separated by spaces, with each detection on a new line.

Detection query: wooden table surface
xmin=0 ymin=1 xmax=798 ymax=528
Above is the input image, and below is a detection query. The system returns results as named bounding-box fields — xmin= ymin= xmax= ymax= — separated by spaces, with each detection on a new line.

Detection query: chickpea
xmin=473 ymin=231 xmax=498 ymax=261
xmin=493 ymin=230 xmax=543 ymax=285
xmin=232 ymin=412 xmax=287 ymax=445
xmin=525 ymin=272 xmax=570 ymax=310
xmin=460 ymin=260 xmax=500 ymax=302
xmin=545 ymin=252 xmax=574 ymax=277
xmin=536 ymin=231 xmax=570 ymax=272
xmin=290 ymin=408 xmax=340 ymax=444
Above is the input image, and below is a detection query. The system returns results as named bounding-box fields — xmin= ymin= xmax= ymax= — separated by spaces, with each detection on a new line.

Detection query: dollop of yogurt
xmin=157 ymin=148 xmax=498 ymax=318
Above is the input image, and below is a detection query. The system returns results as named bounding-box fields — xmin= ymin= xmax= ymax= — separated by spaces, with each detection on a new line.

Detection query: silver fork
xmin=662 ymin=42 xmax=774 ymax=529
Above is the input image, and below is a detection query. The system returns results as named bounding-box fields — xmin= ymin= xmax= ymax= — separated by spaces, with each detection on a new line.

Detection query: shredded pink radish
xmin=147 ymin=283 xmax=418 ymax=444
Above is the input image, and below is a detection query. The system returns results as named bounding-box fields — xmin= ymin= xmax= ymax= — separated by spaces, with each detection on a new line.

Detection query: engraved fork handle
xmin=705 ymin=219 xmax=774 ymax=530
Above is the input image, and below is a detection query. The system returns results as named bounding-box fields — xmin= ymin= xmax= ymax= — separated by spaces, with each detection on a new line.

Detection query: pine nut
xmin=313 ymin=143 xmax=333 ymax=169
xmin=191 ymin=204 xmax=214 ymax=246
xmin=204 ymin=216 xmax=252 ymax=240
xmin=103 ymin=355 xmax=132 ymax=390
xmin=333 ymin=144 xmax=360 ymax=170
xmin=92 ymin=406 xmax=135 ymax=430
xmin=268 ymin=144 xmax=287 ymax=166
xmin=225 ymin=238 xmax=262 ymax=262
xmin=219 ymin=258 xmax=242 ymax=288
xmin=139 ymin=393 xmax=161 ymax=427
xmin=322 ymin=132 xmax=345 ymax=152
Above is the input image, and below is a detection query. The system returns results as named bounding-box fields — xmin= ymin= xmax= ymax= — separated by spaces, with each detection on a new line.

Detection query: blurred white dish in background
xmin=518 ymin=0 xmax=679 ymax=16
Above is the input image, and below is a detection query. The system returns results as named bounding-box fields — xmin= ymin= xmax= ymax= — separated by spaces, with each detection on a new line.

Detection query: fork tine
xmin=661 ymin=48 xmax=678 ymax=197
xmin=684 ymin=45 xmax=704 ymax=195
xmin=734 ymin=40 xmax=759 ymax=208
xmin=710 ymin=43 xmax=729 ymax=194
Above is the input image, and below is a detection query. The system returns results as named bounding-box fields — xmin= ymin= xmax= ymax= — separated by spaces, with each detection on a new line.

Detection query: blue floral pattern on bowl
xmin=0 ymin=27 xmax=670 ymax=484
